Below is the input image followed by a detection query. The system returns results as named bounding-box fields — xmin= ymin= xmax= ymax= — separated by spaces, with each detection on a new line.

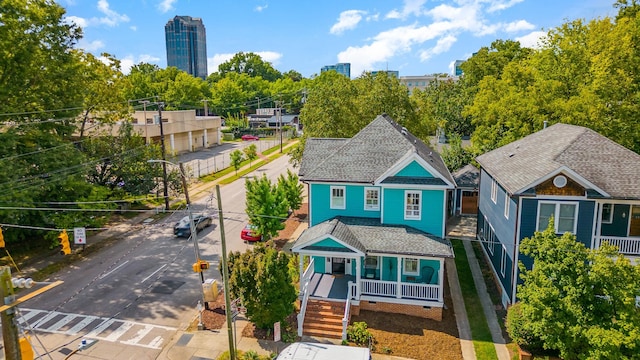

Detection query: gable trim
xmin=291 ymin=234 xmax=365 ymax=256
xmin=375 ymin=151 xmax=455 ymax=188
xmin=514 ymin=166 xmax=610 ymax=198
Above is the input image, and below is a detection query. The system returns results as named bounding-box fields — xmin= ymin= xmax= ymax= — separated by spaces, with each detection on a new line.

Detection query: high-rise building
xmin=165 ymin=16 xmax=208 ymax=79
xmin=454 ymin=60 xmax=465 ymax=76
xmin=321 ymin=63 xmax=351 ymax=78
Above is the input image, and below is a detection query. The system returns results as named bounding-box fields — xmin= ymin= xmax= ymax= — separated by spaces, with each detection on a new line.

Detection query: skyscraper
xmin=165 ymin=16 xmax=208 ymax=79
xmin=321 ymin=63 xmax=351 ymax=78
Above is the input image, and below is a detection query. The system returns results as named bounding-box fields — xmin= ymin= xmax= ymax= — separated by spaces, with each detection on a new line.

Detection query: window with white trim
xmin=405 ymin=191 xmax=421 ymax=220
xmin=488 ymin=224 xmax=496 ymax=255
xmin=537 ymin=201 xmax=578 ymax=234
xmin=364 ymin=256 xmax=379 ymax=269
xmin=504 ymin=195 xmax=510 ymax=219
xmin=330 ymin=186 xmax=345 ymax=209
xmin=500 ymin=245 xmax=507 ymax=277
xmin=491 ymin=179 xmax=498 ymax=204
xmin=364 ymin=187 xmax=380 ymax=211
xmin=601 ymin=203 xmax=613 ymax=224
xmin=403 ymin=258 xmax=419 ymax=275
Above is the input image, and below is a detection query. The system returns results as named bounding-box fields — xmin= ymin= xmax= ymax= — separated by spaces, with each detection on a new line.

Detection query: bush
xmin=347 ymin=321 xmax=374 ymax=346
xmin=506 ymin=302 xmax=544 ymax=352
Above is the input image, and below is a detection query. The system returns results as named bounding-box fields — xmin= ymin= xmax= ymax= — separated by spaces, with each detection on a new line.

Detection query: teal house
xmin=291 ymin=115 xmax=455 ymax=338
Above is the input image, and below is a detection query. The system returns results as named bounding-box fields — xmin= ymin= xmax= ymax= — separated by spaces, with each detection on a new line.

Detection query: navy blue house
xmin=476 ymin=123 xmax=640 ymax=307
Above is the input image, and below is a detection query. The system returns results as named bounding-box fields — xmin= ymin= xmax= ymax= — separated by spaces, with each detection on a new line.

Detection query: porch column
xmin=299 ymin=255 xmax=305 ymax=284
xmin=355 ymin=256 xmax=361 ymax=299
xmin=170 ymin=134 xmax=175 ymax=152
xmin=593 ymin=202 xmax=603 ymax=250
xmin=396 ymin=256 xmax=402 ymax=299
xmin=204 ymin=129 xmax=209 ymax=147
xmin=188 ymin=131 xmax=193 ymax=151
xmin=439 ymin=259 xmax=445 ymax=302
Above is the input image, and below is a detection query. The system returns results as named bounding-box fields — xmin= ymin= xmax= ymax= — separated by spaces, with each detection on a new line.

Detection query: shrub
xmin=347 ymin=321 xmax=374 ymax=346
xmin=506 ymin=302 xmax=544 ymax=352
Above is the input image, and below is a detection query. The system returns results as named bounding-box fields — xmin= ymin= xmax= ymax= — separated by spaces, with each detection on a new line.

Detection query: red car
xmin=241 ymin=224 xmax=262 ymax=242
xmin=241 ymin=134 xmax=259 ymax=141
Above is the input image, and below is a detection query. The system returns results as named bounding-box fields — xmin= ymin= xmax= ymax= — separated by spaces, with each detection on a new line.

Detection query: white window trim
xmin=601 ymin=203 xmax=614 ymax=224
xmin=364 ymin=256 xmax=379 ymax=269
xmin=403 ymin=258 xmax=419 ymax=275
xmin=404 ymin=190 xmax=421 ymax=220
xmin=504 ymin=195 xmax=510 ymax=219
xmin=500 ymin=245 xmax=507 ymax=277
xmin=536 ymin=201 xmax=579 ymax=234
xmin=490 ymin=179 xmax=498 ymax=204
xmin=330 ymin=186 xmax=346 ymax=210
xmin=364 ymin=187 xmax=380 ymax=211
xmin=488 ymin=224 xmax=495 ymax=255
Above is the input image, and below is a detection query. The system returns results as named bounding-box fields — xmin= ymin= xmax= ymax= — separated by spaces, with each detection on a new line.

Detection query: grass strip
xmin=452 ymin=239 xmax=498 ymax=360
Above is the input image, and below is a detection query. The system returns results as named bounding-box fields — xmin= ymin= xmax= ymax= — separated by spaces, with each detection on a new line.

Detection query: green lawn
xmin=452 ymin=239 xmax=498 ymax=360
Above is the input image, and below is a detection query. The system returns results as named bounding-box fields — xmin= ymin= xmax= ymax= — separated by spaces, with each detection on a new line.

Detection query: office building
xmin=165 ymin=16 xmax=208 ymax=79
xmin=454 ymin=60 xmax=465 ymax=76
xmin=321 ymin=63 xmax=351 ymax=78
xmin=399 ymin=75 xmax=459 ymax=94
xmin=371 ymin=70 xmax=399 ymax=78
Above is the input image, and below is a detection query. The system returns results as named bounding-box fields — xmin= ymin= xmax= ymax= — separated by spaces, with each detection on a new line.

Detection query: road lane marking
xmin=47 ymin=314 xmax=76 ymax=331
xmin=66 ymin=315 xmax=99 ymax=334
xmin=142 ymin=264 xmax=167 ymax=283
xmin=104 ymin=321 xmax=134 ymax=342
xmin=99 ymin=260 xmax=129 ymax=279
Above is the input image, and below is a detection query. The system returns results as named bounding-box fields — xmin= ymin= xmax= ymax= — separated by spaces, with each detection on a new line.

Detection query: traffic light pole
xmin=216 ymin=184 xmax=235 ymax=360
xmin=0 ymin=266 xmax=21 ymax=360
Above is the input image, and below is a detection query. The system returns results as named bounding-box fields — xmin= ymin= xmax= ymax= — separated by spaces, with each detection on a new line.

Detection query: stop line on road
xmin=17 ymin=308 xmax=176 ymax=349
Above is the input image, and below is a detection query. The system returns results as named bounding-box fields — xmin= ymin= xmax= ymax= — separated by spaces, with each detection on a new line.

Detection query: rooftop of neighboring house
xmin=452 ymin=164 xmax=479 ymax=189
xmin=299 ymin=114 xmax=454 ymax=186
xmin=476 ymin=123 xmax=640 ymax=199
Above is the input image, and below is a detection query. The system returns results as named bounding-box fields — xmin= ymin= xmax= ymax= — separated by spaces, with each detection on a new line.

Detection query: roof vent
xmin=401 ymin=127 xmax=408 ymax=135
xmin=553 ymin=175 xmax=567 ymax=188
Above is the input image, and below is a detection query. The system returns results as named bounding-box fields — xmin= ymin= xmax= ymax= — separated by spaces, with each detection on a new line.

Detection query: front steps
xmin=302 ymin=299 xmax=346 ymax=339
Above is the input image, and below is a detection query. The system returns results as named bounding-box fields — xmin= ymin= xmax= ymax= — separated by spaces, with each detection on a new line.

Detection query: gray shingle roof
xmin=293 ymin=217 xmax=454 ymax=258
xmin=300 ymin=114 xmax=454 ymax=185
xmin=452 ymin=164 xmax=480 ymax=189
xmin=476 ymin=123 xmax=640 ymax=199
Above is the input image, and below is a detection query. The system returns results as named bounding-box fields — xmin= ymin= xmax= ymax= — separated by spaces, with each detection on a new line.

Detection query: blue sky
xmin=62 ymin=0 xmax=615 ymax=78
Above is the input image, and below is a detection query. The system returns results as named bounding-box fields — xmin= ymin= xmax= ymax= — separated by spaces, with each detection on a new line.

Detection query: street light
xmin=147 ymin=160 xmax=236 ymax=359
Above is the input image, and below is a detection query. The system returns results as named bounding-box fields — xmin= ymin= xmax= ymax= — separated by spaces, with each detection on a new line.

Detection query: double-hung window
xmin=537 ymin=201 xmax=578 ymax=234
xmin=330 ymin=186 xmax=346 ymax=209
xmin=504 ymin=196 xmax=510 ymax=219
xmin=601 ymin=203 xmax=613 ymax=224
xmin=405 ymin=191 xmax=421 ymax=220
xmin=403 ymin=258 xmax=419 ymax=275
xmin=500 ymin=245 xmax=507 ymax=277
xmin=491 ymin=179 xmax=498 ymax=204
xmin=364 ymin=187 xmax=380 ymax=211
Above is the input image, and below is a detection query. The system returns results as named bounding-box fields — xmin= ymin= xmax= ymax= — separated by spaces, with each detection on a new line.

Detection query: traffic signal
xmin=58 ymin=230 xmax=71 ymax=255
xmin=0 ymin=227 xmax=4 ymax=248
xmin=192 ymin=260 xmax=210 ymax=272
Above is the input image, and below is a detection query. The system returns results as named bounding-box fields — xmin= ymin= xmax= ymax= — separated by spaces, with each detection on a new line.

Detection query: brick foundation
xmin=352 ymin=301 xmax=443 ymax=321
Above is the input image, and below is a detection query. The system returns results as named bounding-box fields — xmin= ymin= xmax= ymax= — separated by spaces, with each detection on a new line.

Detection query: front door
xmin=331 ymin=257 xmax=345 ymax=274
xmin=630 ymin=205 xmax=640 ymax=237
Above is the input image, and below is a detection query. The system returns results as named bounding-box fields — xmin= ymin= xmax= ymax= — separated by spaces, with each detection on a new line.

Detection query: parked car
xmin=276 ymin=342 xmax=371 ymax=360
xmin=240 ymin=224 xmax=262 ymax=242
xmin=241 ymin=134 xmax=260 ymax=141
xmin=173 ymin=214 xmax=213 ymax=238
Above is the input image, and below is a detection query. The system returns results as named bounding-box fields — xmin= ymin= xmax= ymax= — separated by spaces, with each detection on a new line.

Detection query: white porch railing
xmin=297 ymin=258 xmax=315 ymax=337
xmin=342 ymin=281 xmax=357 ymax=341
xmin=596 ymin=236 xmax=640 ymax=256
xmin=360 ymin=279 xmax=440 ymax=302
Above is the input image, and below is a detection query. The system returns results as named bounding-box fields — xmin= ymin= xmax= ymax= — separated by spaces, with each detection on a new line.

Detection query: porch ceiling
xmin=293 ymin=216 xmax=453 ymax=258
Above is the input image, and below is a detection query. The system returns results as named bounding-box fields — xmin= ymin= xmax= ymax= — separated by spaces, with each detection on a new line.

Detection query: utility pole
xmin=216 ymin=184 xmax=235 ymax=360
xmin=275 ymin=100 xmax=283 ymax=153
xmin=0 ymin=267 xmax=20 ymax=360
xmin=157 ymin=102 xmax=170 ymax=211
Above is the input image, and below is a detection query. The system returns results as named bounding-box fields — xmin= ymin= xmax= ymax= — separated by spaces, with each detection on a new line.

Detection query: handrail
xmin=297 ymin=258 xmax=315 ymax=337
xmin=342 ymin=281 xmax=357 ymax=340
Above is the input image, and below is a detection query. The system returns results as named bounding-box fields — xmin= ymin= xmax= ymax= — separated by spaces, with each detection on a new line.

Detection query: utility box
xmin=202 ymin=279 xmax=218 ymax=302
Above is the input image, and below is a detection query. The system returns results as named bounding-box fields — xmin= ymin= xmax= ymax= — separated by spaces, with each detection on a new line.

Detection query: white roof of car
xmin=276 ymin=342 xmax=371 ymax=360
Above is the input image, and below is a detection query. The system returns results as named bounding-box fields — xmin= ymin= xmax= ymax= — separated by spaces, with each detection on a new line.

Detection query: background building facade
xmin=321 ymin=63 xmax=351 ymax=78
xmin=165 ymin=16 xmax=208 ymax=79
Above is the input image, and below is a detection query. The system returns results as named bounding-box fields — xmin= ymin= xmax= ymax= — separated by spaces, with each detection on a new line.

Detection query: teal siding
xmin=601 ymin=204 xmax=630 ymax=237
xmin=382 ymin=257 xmax=397 ymax=281
xmin=310 ymin=183 xmax=381 ymax=226
xmin=313 ymin=256 xmax=325 ymax=273
xmin=395 ymin=160 xmax=434 ymax=178
xmin=382 ymin=188 xmax=445 ymax=236
xmin=314 ymin=238 xmax=347 ymax=249
xmin=362 ymin=257 xmax=440 ymax=284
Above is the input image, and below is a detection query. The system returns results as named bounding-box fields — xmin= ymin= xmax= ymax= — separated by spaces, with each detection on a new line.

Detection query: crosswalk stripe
xmin=85 ymin=319 xmax=115 ymax=338
xmin=66 ymin=315 xmax=99 ymax=335
xmin=30 ymin=311 xmax=60 ymax=329
xmin=47 ymin=314 xmax=76 ymax=332
xmin=121 ymin=325 xmax=153 ymax=345
xmin=103 ymin=321 xmax=133 ymax=342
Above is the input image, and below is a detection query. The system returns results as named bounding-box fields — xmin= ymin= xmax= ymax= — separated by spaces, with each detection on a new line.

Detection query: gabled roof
xmin=452 ymin=164 xmax=479 ymax=189
xmin=292 ymin=217 xmax=453 ymax=258
xmin=476 ymin=123 xmax=640 ymax=199
xmin=299 ymin=114 xmax=454 ymax=185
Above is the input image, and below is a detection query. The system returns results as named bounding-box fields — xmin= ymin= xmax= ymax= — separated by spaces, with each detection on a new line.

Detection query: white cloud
xmin=367 ymin=13 xmax=380 ymax=22
xmin=505 ymin=20 xmax=535 ymax=32
xmin=77 ymin=39 xmax=105 ymax=52
xmin=386 ymin=0 xmax=428 ymax=19
xmin=65 ymin=15 xmax=88 ymax=28
xmin=118 ymin=54 xmax=161 ymax=74
xmin=255 ymin=4 xmax=268 ymax=12
xmin=208 ymin=51 xmax=283 ymax=75
xmin=96 ymin=0 xmax=130 ymax=27
xmin=255 ymin=51 xmax=282 ymax=65
xmin=419 ymin=35 xmax=457 ymax=61
xmin=515 ymin=30 xmax=547 ymax=49
xmin=158 ymin=0 xmax=177 ymax=13
xmin=330 ymin=10 xmax=367 ymax=35
xmin=486 ymin=0 xmax=525 ymax=13
xmin=130 ymin=25 xmax=137 ymax=31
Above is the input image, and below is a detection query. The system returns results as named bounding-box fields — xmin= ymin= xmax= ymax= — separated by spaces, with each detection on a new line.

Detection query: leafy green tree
xmin=227 ymin=244 xmax=297 ymax=329
xmin=277 ymin=169 xmax=303 ymax=212
xmin=245 ymin=175 xmax=289 ymax=240
xmin=230 ymin=149 xmax=244 ymax=175
xmin=514 ymin=220 xmax=640 ymax=359
xmin=214 ymin=52 xmax=282 ymax=82
xmin=440 ymin=134 xmax=475 ymax=172
xmin=412 ymin=78 xmax=473 ymax=138
xmin=243 ymin=144 xmax=258 ymax=167
xmin=163 ymin=71 xmax=210 ymax=110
